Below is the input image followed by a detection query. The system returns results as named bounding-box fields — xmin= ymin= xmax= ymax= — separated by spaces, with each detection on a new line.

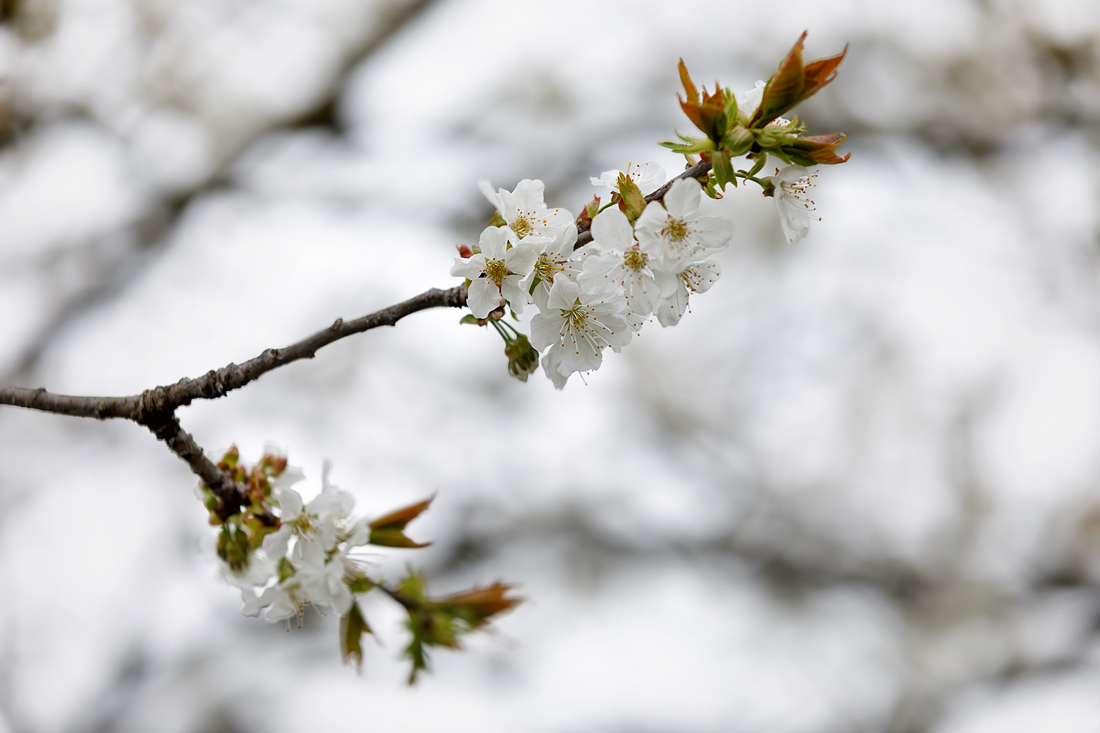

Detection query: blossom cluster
xmin=198 ymin=445 xmax=517 ymax=680
xmin=454 ymin=172 xmax=732 ymax=389
xmin=452 ymin=34 xmax=850 ymax=387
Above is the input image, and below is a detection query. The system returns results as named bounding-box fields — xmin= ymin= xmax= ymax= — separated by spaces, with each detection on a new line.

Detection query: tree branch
xmin=0 ymin=284 xmax=468 ymax=420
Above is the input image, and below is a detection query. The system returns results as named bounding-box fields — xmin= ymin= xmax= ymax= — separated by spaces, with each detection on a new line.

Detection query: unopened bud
xmin=723 ymin=126 xmax=754 ymax=157
xmin=504 ymin=335 xmax=539 ymax=382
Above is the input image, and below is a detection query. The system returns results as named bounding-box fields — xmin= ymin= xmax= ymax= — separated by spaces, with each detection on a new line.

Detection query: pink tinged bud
xmin=457 ymin=244 xmax=473 ymax=259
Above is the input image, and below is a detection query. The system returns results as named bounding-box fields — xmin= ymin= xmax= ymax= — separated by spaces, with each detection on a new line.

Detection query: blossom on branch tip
xmin=451 ymin=226 xmax=539 ymax=318
xmin=767 ymin=165 xmax=819 ymax=244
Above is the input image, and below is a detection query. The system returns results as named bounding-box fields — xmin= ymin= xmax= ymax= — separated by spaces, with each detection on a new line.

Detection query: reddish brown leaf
xmin=678 ymin=58 xmax=698 ymax=105
xmin=783 ymin=132 xmax=850 ymax=165
xmin=437 ymin=583 xmax=522 ymax=627
xmin=801 ymin=43 xmax=849 ymax=100
xmin=750 ymin=31 xmax=807 ymax=128
xmin=369 ymin=495 xmax=434 ymax=531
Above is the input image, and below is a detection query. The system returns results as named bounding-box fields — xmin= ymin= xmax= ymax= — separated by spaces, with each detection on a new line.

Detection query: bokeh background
xmin=3 ymin=0 xmax=1100 ymax=731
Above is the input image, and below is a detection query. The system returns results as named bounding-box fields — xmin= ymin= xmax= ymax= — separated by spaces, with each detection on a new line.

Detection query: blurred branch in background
xmin=3 ymin=1 xmax=1100 ymax=732
xmin=0 ymin=0 xmax=437 ymax=384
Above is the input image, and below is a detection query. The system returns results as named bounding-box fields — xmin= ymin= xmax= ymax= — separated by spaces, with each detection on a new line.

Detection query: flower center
xmin=623 ymin=247 xmax=647 ymax=272
xmin=484 ymin=258 xmax=508 ymax=285
xmin=534 ymin=254 xmax=562 ymax=284
xmin=662 ymin=217 xmax=688 ymax=242
xmin=779 ymin=170 xmax=818 ymax=212
xmin=563 ymin=305 xmax=587 ymax=332
xmin=511 ymin=215 xmax=534 ymax=238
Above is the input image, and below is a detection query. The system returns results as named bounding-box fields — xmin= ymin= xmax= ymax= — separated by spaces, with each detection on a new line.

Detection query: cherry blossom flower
xmin=653 ymin=259 xmax=722 ymax=327
xmin=530 ymin=279 xmax=631 ymax=377
xmin=451 ymin=226 xmax=539 ymax=318
xmin=635 ymin=178 xmax=732 ymax=272
xmin=262 ymin=461 xmax=355 ymax=560
xmin=479 ymin=178 xmax=572 ymax=241
xmin=580 ymin=207 xmax=662 ymax=319
xmin=768 ymin=165 xmax=819 ymax=243
xmin=590 ymin=162 xmax=666 ymax=195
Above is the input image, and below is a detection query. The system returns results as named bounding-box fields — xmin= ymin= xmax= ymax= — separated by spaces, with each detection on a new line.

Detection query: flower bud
xmin=504 ymin=334 xmax=540 ymax=382
xmin=723 ymin=126 xmax=754 ymax=157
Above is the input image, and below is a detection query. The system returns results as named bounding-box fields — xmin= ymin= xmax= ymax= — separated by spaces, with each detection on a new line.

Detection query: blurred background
xmin=2 ymin=0 xmax=1100 ymax=731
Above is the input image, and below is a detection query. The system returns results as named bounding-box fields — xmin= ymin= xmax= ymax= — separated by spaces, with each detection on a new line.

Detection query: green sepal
xmin=347 ymin=576 xmax=375 ymax=594
xmin=747 ymin=153 xmax=767 ymax=178
xmin=277 ymin=556 xmax=295 ymax=583
xmin=458 ymin=314 xmax=481 ymax=326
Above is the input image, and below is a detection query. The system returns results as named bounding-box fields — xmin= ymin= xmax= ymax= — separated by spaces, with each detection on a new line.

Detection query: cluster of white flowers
xmin=218 ymin=458 xmax=371 ymax=624
xmin=451 ymin=76 xmax=831 ymax=388
xmin=454 ymin=172 xmax=734 ymax=389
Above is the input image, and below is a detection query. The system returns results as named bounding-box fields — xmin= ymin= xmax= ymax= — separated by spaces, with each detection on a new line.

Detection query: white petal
xmin=504 ymin=240 xmax=539 ymax=276
xmin=466 ymin=278 xmax=502 ymax=319
xmin=689 ymin=216 xmax=733 ymax=253
xmin=478 ymin=226 xmax=511 ymax=258
xmin=500 ymin=275 xmax=530 ymax=314
xmin=662 ymin=178 xmax=701 ymax=219
xmin=479 ymin=180 xmax=504 ymax=211
xmin=546 ymin=279 xmax=581 ymax=310
xmin=275 ymin=487 xmax=303 ymax=519
xmin=451 ymin=254 xmax=486 ymax=279
xmin=262 ymin=526 xmax=293 ymax=560
xmin=590 ymin=207 xmax=633 ymax=250
xmin=541 ymin=350 xmax=570 ymax=389
xmin=530 ymin=312 xmax=564 ymax=351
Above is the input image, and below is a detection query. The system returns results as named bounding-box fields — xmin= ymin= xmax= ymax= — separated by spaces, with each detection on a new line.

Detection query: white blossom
xmin=590 ymin=162 xmax=666 ymax=195
xmin=580 ymin=207 xmax=661 ymax=320
xmin=635 ymin=178 xmax=731 ymax=272
xmin=653 ymin=259 xmax=721 ymax=327
xmin=768 ymin=165 xmax=819 ymax=244
xmin=530 ymin=279 xmax=631 ymax=377
xmin=479 ymin=178 xmax=572 ymax=241
xmin=451 ymin=226 xmax=540 ymax=318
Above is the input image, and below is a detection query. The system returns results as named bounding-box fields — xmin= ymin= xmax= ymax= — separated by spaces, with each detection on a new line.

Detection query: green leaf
xmin=340 ymin=602 xmax=372 ymax=670
xmin=712 ymin=148 xmax=735 ymax=190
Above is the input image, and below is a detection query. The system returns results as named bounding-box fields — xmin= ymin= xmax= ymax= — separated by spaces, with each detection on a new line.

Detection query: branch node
xmin=331 ymin=318 xmax=344 ymax=331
